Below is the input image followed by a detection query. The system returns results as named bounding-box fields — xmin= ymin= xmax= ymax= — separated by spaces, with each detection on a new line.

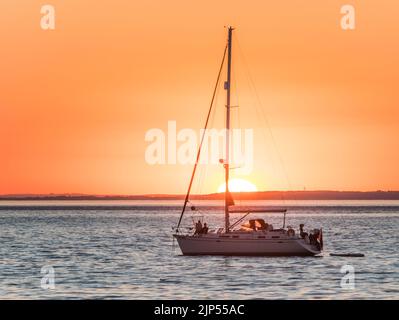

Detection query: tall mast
xmin=225 ymin=26 xmax=233 ymax=233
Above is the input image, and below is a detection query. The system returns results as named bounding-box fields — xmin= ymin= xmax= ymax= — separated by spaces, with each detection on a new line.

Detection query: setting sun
xmin=217 ymin=179 xmax=258 ymax=193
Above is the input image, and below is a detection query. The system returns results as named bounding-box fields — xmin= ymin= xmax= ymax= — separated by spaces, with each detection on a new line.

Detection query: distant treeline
xmin=1 ymin=191 xmax=399 ymax=200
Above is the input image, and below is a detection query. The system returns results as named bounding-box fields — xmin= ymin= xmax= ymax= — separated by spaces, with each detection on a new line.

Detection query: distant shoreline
xmin=1 ymin=191 xmax=399 ymax=201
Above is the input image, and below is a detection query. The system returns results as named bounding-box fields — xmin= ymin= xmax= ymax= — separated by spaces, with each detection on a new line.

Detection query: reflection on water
xmin=0 ymin=200 xmax=398 ymax=299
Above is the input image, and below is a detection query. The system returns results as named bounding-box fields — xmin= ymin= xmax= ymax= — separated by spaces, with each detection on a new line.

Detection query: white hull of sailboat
xmin=174 ymin=234 xmax=321 ymax=256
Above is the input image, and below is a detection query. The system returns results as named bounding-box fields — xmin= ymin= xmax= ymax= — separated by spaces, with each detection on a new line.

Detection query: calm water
xmin=0 ymin=200 xmax=398 ymax=299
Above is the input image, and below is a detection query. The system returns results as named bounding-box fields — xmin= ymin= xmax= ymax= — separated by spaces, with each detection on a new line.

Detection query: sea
xmin=0 ymin=200 xmax=398 ymax=299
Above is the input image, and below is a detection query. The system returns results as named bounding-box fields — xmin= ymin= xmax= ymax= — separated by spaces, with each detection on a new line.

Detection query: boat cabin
xmin=239 ymin=219 xmax=272 ymax=231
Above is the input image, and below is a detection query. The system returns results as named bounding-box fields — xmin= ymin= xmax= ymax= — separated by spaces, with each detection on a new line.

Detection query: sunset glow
xmin=0 ymin=1 xmax=398 ymax=195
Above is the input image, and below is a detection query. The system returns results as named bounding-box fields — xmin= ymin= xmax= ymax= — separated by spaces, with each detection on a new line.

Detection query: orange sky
xmin=1 ymin=0 xmax=398 ymax=194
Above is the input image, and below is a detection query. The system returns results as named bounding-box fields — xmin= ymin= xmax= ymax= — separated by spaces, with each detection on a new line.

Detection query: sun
xmin=217 ymin=179 xmax=258 ymax=193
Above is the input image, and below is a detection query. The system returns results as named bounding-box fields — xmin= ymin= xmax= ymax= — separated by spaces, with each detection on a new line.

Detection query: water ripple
xmin=0 ymin=205 xmax=398 ymax=299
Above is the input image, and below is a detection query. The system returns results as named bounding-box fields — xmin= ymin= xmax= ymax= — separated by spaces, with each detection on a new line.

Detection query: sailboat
xmin=173 ymin=27 xmax=323 ymax=256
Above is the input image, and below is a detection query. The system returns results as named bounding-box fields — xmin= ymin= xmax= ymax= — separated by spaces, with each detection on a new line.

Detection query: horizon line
xmin=0 ymin=189 xmax=398 ymax=196
xmin=1 ymin=190 xmax=399 ymax=199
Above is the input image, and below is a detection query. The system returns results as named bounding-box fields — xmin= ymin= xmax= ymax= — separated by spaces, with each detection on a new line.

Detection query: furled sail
xmin=226 ymin=191 xmax=235 ymax=206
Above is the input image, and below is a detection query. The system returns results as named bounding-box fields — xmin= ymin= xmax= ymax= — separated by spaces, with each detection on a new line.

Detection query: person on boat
xmin=194 ymin=220 xmax=203 ymax=235
xmin=309 ymin=229 xmax=319 ymax=245
xmin=202 ymin=223 xmax=209 ymax=234
xmin=313 ymin=229 xmax=321 ymax=250
xmin=299 ymin=224 xmax=308 ymax=239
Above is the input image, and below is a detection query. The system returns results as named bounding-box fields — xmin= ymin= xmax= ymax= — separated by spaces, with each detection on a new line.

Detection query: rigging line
xmin=195 ymin=69 xmax=220 ymax=202
xmin=193 ymin=66 xmax=221 ymax=214
xmin=188 ymin=201 xmax=206 ymax=218
xmin=234 ymin=38 xmax=292 ymax=225
xmin=233 ymin=34 xmax=280 ymax=189
xmin=195 ymin=72 xmax=223 ymax=213
xmin=233 ymin=57 xmax=241 ymax=142
xmin=234 ymin=34 xmax=293 ymax=194
xmin=231 ymin=59 xmax=243 ymax=207
xmin=176 ymin=44 xmax=228 ymax=231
